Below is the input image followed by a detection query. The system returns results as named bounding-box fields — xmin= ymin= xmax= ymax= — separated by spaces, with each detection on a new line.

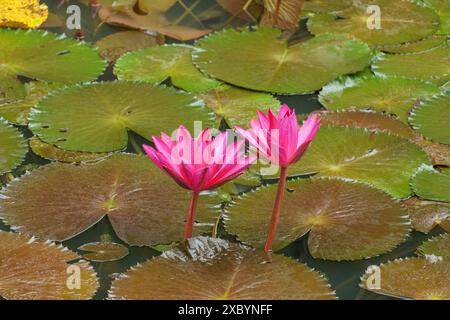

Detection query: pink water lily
xmin=143 ymin=125 xmax=255 ymax=240
xmin=235 ymin=104 xmax=320 ymax=252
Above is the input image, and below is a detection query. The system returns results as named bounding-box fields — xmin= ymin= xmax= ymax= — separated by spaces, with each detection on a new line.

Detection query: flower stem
xmin=264 ymin=166 xmax=288 ymax=252
xmin=184 ymin=191 xmax=199 ymax=240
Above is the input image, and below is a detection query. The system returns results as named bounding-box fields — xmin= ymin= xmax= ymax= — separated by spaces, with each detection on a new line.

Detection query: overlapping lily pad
xmin=372 ymin=45 xmax=450 ymax=85
xmin=414 ymin=136 xmax=450 ymax=166
xmin=78 ymin=242 xmax=129 ymax=262
xmin=302 ymin=0 xmax=351 ymax=14
xmin=307 ymin=0 xmax=440 ymax=46
xmin=225 ymin=178 xmax=410 ymax=260
xmin=403 ymin=198 xmax=450 ymax=233
xmin=0 ymin=154 xmax=222 ymax=246
xmin=108 ymin=237 xmax=336 ymax=299
xmin=0 ymin=29 xmax=106 ymax=105
xmin=288 ymin=127 xmax=430 ymax=198
xmin=0 ymin=120 xmax=27 ymax=175
xmin=424 ymin=0 xmax=450 ymax=35
xmin=199 ymin=85 xmax=281 ymax=127
xmin=193 ymin=28 xmax=372 ymax=94
xmin=29 ymin=82 xmax=213 ymax=152
xmin=360 ymin=257 xmax=450 ymax=300
xmin=412 ymin=165 xmax=450 ymax=202
xmin=417 ymin=233 xmax=450 ymax=260
xmin=409 ymin=94 xmax=450 ymax=145
xmin=0 ymin=231 xmax=98 ymax=300
xmin=380 ymin=36 xmax=447 ymax=54
xmin=319 ymin=76 xmax=441 ymax=122
xmin=115 ymin=44 xmax=221 ymax=93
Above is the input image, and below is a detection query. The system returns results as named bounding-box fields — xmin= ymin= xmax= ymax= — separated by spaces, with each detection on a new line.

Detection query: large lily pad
xmin=319 ymin=76 xmax=441 ymax=122
xmin=360 ymin=257 xmax=450 ymax=300
xmin=0 ymin=154 xmax=222 ymax=246
xmin=114 ymin=44 xmax=221 ymax=93
xmin=225 ymin=178 xmax=410 ymax=260
xmin=302 ymin=0 xmax=351 ymax=14
xmin=108 ymin=237 xmax=336 ymax=299
xmin=0 ymin=231 xmax=98 ymax=300
xmin=372 ymin=45 xmax=450 ymax=85
xmin=412 ymin=165 xmax=450 ymax=202
xmin=403 ymin=197 xmax=450 ymax=233
xmin=199 ymin=85 xmax=281 ymax=127
xmin=418 ymin=233 xmax=450 ymax=261
xmin=29 ymin=82 xmax=213 ymax=152
xmin=0 ymin=120 xmax=27 ymax=176
xmin=288 ymin=127 xmax=430 ymax=198
xmin=307 ymin=0 xmax=440 ymax=46
xmin=380 ymin=36 xmax=448 ymax=54
xmin=409 ymin=94 xmax=450 ymax=145
xmin=424 ymin=0 xmax=450 ymax=35
xmin=0 ymin=29 xmax=106 ymax=105
xmin=193 ymin=27 xmax=372 ymax=94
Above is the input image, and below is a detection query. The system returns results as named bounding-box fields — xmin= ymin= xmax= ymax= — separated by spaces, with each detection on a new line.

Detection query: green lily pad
xmin=360 ymin=257 xmax=450 ymax=300
xmin=0 ymin=154 xmax=222 ymax=246
xmin=29 ymin=81 xmax=213 ymax=152
xmin=0 ymin=120 xmax=27 ymax=176
xmin=302 ymin=0 xmax=351 ymax=14
xmin=225 ymin=178 xmax=410 ymax=259
xmin=193 ymin=28 xmax=372 ymax=94
xmin=0 ymin=81 xmax=62 ymax=125
xmin=108 ymin=237 xmax=336 ymax=300
xmin=403 ymin=197 xmax=450 ymax=233
xmin=199 ymin=85 xmax=281 ymax=127
xmin=0 ymin=29 xmax=106 ymax=105
xmin=409 ymin=94 xmax=450 ymax=145
xmin=424 ymin=0 xmax=450 ymax=35
xmin=412 ymin=165 xmax=450 ymax=202
xmin=380 ymin=36 xmax=448 ymax=54
xmin=115 ymin=44 xmax=221 ymax=93
xmin=319 ymin=76 xmax=441 ymax=122
xmin=417 ymin=233 xmax=450 ymax=261
xmin=0 ymin=231 xmax=98 ymax=300
xmin=372 ymin=45 xmax=450 ymax=85
xmin=78 ymin=242 xmax=129 ymax=262
xmin=307 ymin=0 xmax=440 ymax=46
xmin=288 ymin=127 xmax=430 ymax=198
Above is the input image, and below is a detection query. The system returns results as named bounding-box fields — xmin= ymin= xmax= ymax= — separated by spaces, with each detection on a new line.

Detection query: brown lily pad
xmin=403 ymin=197 xmax=450 ymax=233
xmin=78 ymin=242 xmax=129 ymax=262
xmin=417 ymin=233 xmax=450 ymax=261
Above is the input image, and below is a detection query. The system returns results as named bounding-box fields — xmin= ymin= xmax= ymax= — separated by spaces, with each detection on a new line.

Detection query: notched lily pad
xmin=307 ymin=0 xmax=440 ymax=46
xmin=225 ymin=178 xmax=410 ymax=260
xmin=0 ymin=231 xmax=98 ymax=300
xmin=288 ymin=127 xmax=430 ymax=198
xmin=417 ymin=233 xmax=450 ymax=261
xmin=414 ymin=136 xmax=450 ymax=166
xmin=403 ymin=197 xmax=450 ymax=233
xmin=78 ymin=242 xmax=129 ymax=262
xmin=0 ymin=120 xmax=27 ymax=176
xmin=360 ymin=257 xmax=450 ymax=300
xmin=29 ymin=81 xmax=213 ymax=153
xmin=193 ymin=27 xmax=372 ymax=94
xmin=412 ymin=165 xmax=450 ymax=202
xmin=108 ymin=236 xmax=336 ymax=300
xmin=115 ymin=44 xmax=221 ymax=93
xmin=0 ymin=154 xmax=222 ymax=246
xmin=319 ymin=76 xmax=441 ymax=122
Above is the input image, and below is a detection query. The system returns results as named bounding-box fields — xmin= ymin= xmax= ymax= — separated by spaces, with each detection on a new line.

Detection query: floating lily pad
xmin=29 ymin=136 xmax=110 ymax=164
xmin=302 ymin=0 xmax=351 ymax=14
xmin=414 ymin=136 xmax=450 ymax=166
xmin=409 ymin=94 xmax=450 ymax=145
xmin=96 ymin=30 xmax=162 ymax=62
xmin=193 ymin=28 xmax=372 ymax=94
xmin=380 ymin=36 xmax=448 ymax=54
xmin=78 ymin=242 xmax=129 ymax=262
xmin=360 ymin=257 xmax=450 ymax=300
xmin=424 ymin=0 xmax=450 ymax=35
xmin=288 ymin=127 xmax=430 ymax=198
xmin=115 ymin=44 xmax=221 ymax=93
xmin=260 ymin=0 xmax=304 ymax=29
xmin=225 ymin=178 xmax=410 ymax=259
xmin=0 ymin=0 xmax=48 ymax=29
xmin=307 ymin=0 xmax=440 ymax=46
xmin=108 ymin=237 xmax=336 ymax=299
xmin=319 ymin=76 xmax=441 ymax=122
xmin=0 ymin=29 xmax=106 ymax=105
xmin=403 ymin=197 xmax=450 ymax=233
xmin=412 ymin=165 xmax=450 ymax=202
xmin=372 ymin=45 xmax=450 ymax=85
xmin=418 ymin=233 xmax=450 ymax=261
xmin=199 ymin=85 xmax=280 ymax=127
xmin=0 ymin=231 xmax=98 ymax=300
xmin=29 ymin=82 xmax=213 ymax=152
xmin=0 ymin=154 xmax=221 ymax=246
xmin=0 ymin=120 xmax=27 ymax=176
xmin=0 ymin=81 xmax=62 ymax=125
xmin=317 ymin=110 xmax=416 ymax=139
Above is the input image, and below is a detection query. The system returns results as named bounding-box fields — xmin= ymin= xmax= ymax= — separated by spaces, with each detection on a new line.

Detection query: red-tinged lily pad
xmin=108 ymin=236 xmax=336 ymax=300
xmin=78 ymin=242 xmax=129 ymax=262
xmin=403 ymin=197 xmax=450 ymax=233
xmin=0 ymin=231 xmax=98 ymax=300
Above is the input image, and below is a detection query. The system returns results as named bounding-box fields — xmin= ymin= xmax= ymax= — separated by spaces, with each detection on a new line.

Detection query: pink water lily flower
xmin=143 ymin=125 xmax=255 ymax=240
xmin=235 ymin=104 xmax=320 ymax=252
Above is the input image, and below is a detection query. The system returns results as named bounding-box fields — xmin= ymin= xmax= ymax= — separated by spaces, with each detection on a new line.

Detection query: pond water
xmin=0 ymin=0 xmax=446 ymax=300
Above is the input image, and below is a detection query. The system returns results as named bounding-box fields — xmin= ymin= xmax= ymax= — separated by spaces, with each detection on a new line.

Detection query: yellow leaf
xmin=0 ymin=0 xmax=48 ymax=29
